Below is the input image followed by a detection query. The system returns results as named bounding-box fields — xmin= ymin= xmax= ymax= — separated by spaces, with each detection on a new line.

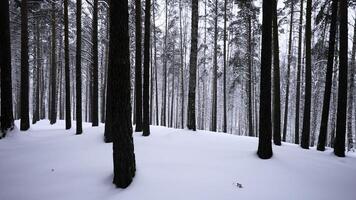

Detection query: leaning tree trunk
xmin=0 ymin=0 xmax=14 ymax=135
xmin=76 ymin=0 xmax=83 ymax=134
xmin=334 ymin=0 xmax=348 ymax=157
xmin=92 ymin=0 xmax=99 ymax=127
xmin=142 ymin=0 xmax=151 ymax=136
xmin=50 ymin=1 xmax=57 ymax=125
xmin=257 ymin=0 xmax=273 ymax=159
xmin=317 ymin=0 xmax=337 ymax=151
xmin=301 ymin=0 xmax=312 ymax=149
xmin=109 ymin=0 xmax=136 ymax=188
xmin=187 ymin=0 xmax=198 ymax=131
xmin=272 ymin=0 xmax=281 ymax=145
xmin=20 ymin=0 xmax=30 ymax=131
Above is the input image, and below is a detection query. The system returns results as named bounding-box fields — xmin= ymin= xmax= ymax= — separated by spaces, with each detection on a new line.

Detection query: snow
xmin=1 ymin=120 xmax=356 ymax=200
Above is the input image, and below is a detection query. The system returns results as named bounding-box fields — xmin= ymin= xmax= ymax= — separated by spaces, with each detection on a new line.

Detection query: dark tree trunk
xmin=282 ymin=0 xmax=294 ymax=142
xmin=317 ymin=0 xmax=337 ymax=151
xmin=295 ymin=0 xmax=304 ymax=144
xmin=272 ymin=0 xmax=281 ymax=145
xmin=33 ymin=20 xmax=41 ymax=124
xmin=110 ymin=0 xmax=136 ymax=188
xmin=20 ymin=0 xmax=30 ymax=131
xmin=135 ymin=0 xmax=143 ymax=131
xmin=76 ymin=0 xmax=83 ymax=134
xmin=50 ymin=1 xmax=57 ymax=125
xmin=187 ymin=0 xmax=198 ymax=131
xmin=64 ymin=0 xmax=72 ymax=129
xmin=334 ymin=0 xmax=348 ymax=157
xmin=142 ymin=0 xmax=151 ymax=136
xmin=223 ymin=0 xmax=228 ymax=133
xmin=153 ymin=1 xmax=159 ymax=125
xmin=301 ymin=0 xmax=312 ymax=149
xmin=179 ymin=0 xmax=184 ymax=129
xmin=92 ymin=0 xmax=99 ymax=126
xmin=257 ymin=0 xmax=273 ymax=159
xmin=211 ymin=0 xmax=218 ymax=132
xmin=0 ymin=0 xmax=14 ymax=135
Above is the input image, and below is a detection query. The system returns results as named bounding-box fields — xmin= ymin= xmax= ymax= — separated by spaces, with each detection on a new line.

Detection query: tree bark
xmin=92 ymin=0 xmax=99 ymax=126
xmin=211 ymin=0 xmax=218 ymax=132
xmin=187 ymin=0 xmax=198 ymax=131
xmin=64 ymin=0 xmax=72 ymax=129
xmin=76 ymin=0 xmax=83 ymax=134
xmin=334 ymin=0 xmax=348 ymax=157
xmin=50 ymin=1 xmax=57 ymax=125
xmin=135 ymin=0 xmax=143 ymax=131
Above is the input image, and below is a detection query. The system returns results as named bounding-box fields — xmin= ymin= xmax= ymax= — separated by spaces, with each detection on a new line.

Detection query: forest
xmin=0 ymin=0 xmax=356 ymax=198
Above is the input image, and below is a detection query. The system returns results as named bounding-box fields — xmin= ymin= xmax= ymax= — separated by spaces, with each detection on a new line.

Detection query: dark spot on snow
xmin=51 ymin=169 xmax=54 ymax=172
xmin=233 ymin=182 xmax=243 ymax=188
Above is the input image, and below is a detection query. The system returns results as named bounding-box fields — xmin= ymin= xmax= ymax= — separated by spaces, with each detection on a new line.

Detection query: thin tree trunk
xmin=247 ymin=6 xmax=253 ymax=137
xmin=50 ymin=1 xmax=57 ymax=125
xmin=161 ymin=0 xmax=168 ymax=126
xmin=64 ymin=0 xmax=71 ymax=129
xmin=92 ymin=0 xmax=99 ymax=126
xmin=223 ymin=0 xmax=228 ymax=133
xmin=76 ymin=0 xmax=83 ymax=134
xmin=211 ymin=0 xmax=218 ymax=132
xmin=180 ymin=0 xmax=184 ymax=129
xmin=153 ymin=0 xmax=159 ymax=125
xmin=135 ymin=0 xmax=143 ymax=131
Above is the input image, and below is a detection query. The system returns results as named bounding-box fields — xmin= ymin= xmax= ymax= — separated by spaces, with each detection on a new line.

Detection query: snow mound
xmin=0 ymin=120 xmax=356 ymax=200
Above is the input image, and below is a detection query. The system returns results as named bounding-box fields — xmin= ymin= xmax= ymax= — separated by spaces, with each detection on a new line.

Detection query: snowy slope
xmin=0 ymin=120 xmax=356 ymax=200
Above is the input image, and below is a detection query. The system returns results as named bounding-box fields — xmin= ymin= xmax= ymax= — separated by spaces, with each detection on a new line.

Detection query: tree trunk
xmin=257 ymin=0 xmax=273 ymax=159
xmin=272 ymin=0 xmax=281 ymax=145
xmin=346 ymin=17 xmax=356 ymax=151
xmin=282 ymin=0 xmax=294 ymax=142
xmin=142 ymin=0 xmax=151 ymax=136
xmin=316 ymin=0 xmax=337 ymax=151
xmin=223 ymin=0 xmax=228 ymax=133
xmin=247 ymin=6 xmax=253 ymax=137
xmin=187 ymin=0 xmax=198 ymax=131
xmin=92 ymin=0 xmax=99 ymax=126
xmin=135 ymin=0 xmax=143 ymax=131
xmin=211 ymin=0 xmax=218 ymax=132
xmin=64 ymin=0 xmax=72 ymax=129
xmin=161 ymin=0 xmax=168 ymax=126
xmin=301 ymin=0 xmax=312 ymax=149
xmin=0 ymin=0 xmax=14 ymax=135
xmin=295 ymin=0 xmax=304 ymax=144
xmin=50 ymin=1 xmax=57 ymax=125
xmin=76 ymin=0 xmax=83 ymax=134
xmin=334 ymin=0 xmax=348 ymax=157
xmin=153 ymin=1 xmax=159 ymax=125
xmin=20 ymin=0 xmax=30 ymax=131
xmin=180 ymin=0 xmax=184 ymax=129
xmin=110 ymin=0 xmax=136 ymax=188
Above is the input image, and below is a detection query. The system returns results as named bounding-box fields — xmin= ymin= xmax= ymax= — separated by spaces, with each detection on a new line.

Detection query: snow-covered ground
xmin=1 ymin=120 xmax=356 ymax=200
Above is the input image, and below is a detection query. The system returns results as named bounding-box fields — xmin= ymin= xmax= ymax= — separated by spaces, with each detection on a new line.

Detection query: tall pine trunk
xmin=76 ymin=0 xmax=83 ymax=134
xmin=142 ymin=0 xmax=151 ymax=136
xmin=334 ymin=0 xmax=348 ymax=157
xmin=92 ymin=0 xmax=99 ymax=126
xmin=20 ymin=0 xmax=30 ymax=131
xmin=282 ymin=0 xmax=294 ymax=142
xmin=211 ymin=0 xmax=218 ymax=132
xmin=0 ymin=0 xmax=14 ymax=134
xmin=161 ymin=0 xmax=168 ymax=126
xmin=295 ymin=0 xmax=304 ymax=144
xmin=272 ymin=0 xmax=281 ymax=145
xmin=110 ymin=0 xmax=136 ymax=188
xmin=187 ymin=0 xmax=198 ymax=131
xmin=64 ymin=0 xmax=71 ymax=129
xmin=50 ymin=1 xmax=57 ymax=125
xmin=257 ymin=0 xmax=273 ymax=159
xmin=135 ymin=0 xmax=143 ymax=131
xmin=301 ymin=0 xmax=312 ymax=149
xmin=223 ymin=0 xmax=228 ymax=133
xmin=317 ymin=0 xmax=337 ymax=151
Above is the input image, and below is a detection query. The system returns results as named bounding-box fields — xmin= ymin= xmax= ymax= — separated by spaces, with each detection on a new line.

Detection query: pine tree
xmin=211 ymin=0 xmax=218 ymax=132
xmin=135 ymin=0 xmax=143 ymax=131
xmin=143 ymin=0 xmax=151 ymax=136
xmin=187 ymin=0 xmax=198 ymax=131
xmin=334 ymin=0 xmax=348 ymax=157
xmin=317 ymin=0 xmax=337 ymax=151
xmin=301 ymin=0 xmax=312 ymax=149
xmin=110 ymin=0 xmax=136 ymax=188
xmin=50 ymin=1 xmax=57 ymax=125
xmin=64 ymin=0 xmax=71 ymax=129
xmin=20 ymin=0 xmax=30 ymax=131
xmin=92 ymin=0 xmax=99 ymax=127
xmin=0 ymin=0 xmax=14 ymax=135
xmin=257 ymin=0 xmax=273 ymax=159
xmin=76 ymin=0 xmax=83 ymax=134
xmin=272 ymin=0 xmax=281 ymax=145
